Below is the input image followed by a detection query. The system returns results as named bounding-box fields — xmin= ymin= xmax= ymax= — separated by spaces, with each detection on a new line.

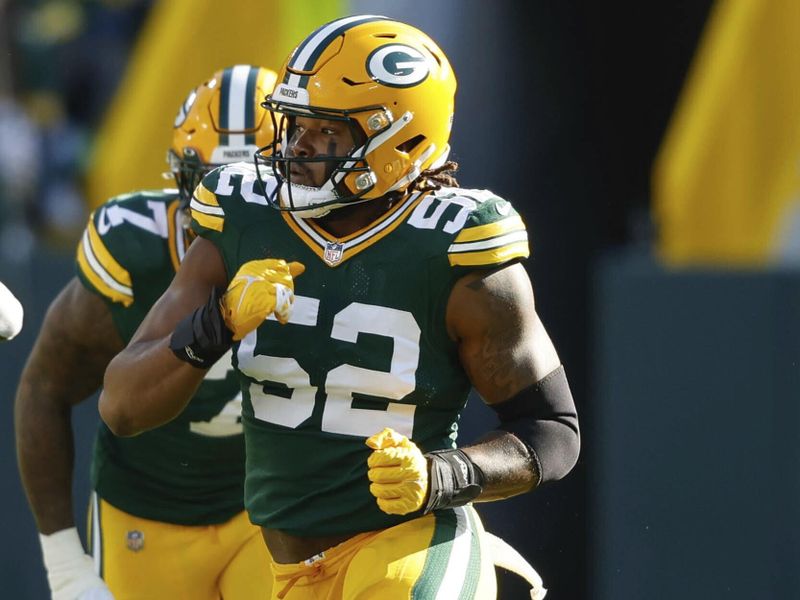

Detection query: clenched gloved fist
xmin=366 ymin=428 xmax=429 ymax=515
xmin=222 ymin=259 xmax=305 ymax=340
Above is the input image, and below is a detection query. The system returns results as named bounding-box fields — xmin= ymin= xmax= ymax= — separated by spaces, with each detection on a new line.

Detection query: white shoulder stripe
xmin=82 ymin=231 xmax=133 ymax=296
xmin=448 ymin=230 xmax=528 ymax=254
xmin=190 ymin=197 xmax=225 ymax=216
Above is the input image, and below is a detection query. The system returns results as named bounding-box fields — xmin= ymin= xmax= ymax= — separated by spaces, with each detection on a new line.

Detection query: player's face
xmin=285 ymin=116 xmax=360 ymax=187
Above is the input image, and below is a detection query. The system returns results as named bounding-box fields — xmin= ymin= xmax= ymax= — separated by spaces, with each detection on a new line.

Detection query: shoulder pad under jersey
xmin=190 ymin=162 xmax=276 ymax=237
xmin=407 ymin=187 xmax=530 ymax=269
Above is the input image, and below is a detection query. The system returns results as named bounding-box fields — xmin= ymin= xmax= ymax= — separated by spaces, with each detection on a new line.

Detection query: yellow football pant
xmin=88 ymin=494 xmax=272 ymax=599
xmin=271 ymin=506 xmax=496 ymax=600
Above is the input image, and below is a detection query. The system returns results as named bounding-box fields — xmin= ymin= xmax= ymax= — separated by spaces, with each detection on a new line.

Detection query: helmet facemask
xmin=168 ymin=147 xmax=212 ymax=209
xmin=256 ymin=101 xmax=399 ymax=219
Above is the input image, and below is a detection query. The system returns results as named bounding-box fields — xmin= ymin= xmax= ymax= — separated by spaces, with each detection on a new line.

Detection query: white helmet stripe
xmin=286 ymin=15 xmax=387 ymax=88
xmin=227 ymin=65 xmax=252 ymax=147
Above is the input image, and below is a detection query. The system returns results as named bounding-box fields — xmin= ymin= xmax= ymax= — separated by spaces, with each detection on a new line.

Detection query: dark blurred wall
xmin=0 ymin=254 xmax=94 ymax=599
xmin=594 ymin=253 xmax=800 ymax=599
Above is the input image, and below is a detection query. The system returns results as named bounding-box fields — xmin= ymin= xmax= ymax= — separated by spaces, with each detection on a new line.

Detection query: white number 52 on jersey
xmin=238 ymin=299 xmax=420 ymax=438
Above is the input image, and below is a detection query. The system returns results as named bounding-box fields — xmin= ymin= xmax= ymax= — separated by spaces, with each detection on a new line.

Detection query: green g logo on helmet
xmin=367 ymin=44 xmax=430 ymax=88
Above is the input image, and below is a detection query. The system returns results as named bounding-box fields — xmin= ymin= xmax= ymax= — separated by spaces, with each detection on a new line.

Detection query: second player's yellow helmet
xmin=170 ymin=65 xmax=278 ymax=205
xmin=258 ymin=15 xmax=456 ymax=217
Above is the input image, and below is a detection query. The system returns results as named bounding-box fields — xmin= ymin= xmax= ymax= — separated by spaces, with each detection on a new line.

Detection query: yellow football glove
xmin=366 ymin=427 xmax=429 ymax=515
xmin=221 ymin=259 xmax=305 ymax=340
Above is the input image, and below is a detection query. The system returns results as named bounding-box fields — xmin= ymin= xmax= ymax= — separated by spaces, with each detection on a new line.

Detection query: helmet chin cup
xmin=275 ymin=176 xmax=376 ymax=219
xmin=291 ymin=204 xmax=332 ymax=219
xmin=278 ymin=182 xmax=336 ymax=218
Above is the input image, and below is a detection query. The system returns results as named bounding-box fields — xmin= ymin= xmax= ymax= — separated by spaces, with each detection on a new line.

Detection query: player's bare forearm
xmin=447 ymin=263 xmax=578 ymax=500
xmin=15 ymin=279 xmax=123 ymax=534
xmin=458 ymin=431 xmax=537 ymax=500
xmin=100 ymin=336 xmax=205 ymax=436
xmin=100 ymin=237 xmax=228 ymax=436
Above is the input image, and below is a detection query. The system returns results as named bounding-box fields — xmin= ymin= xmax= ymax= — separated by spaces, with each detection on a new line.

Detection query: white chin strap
xmin=386 ymin=143 xmax=448 ymax=194
xmin=278 ymin=182 xmax=340 ymax=218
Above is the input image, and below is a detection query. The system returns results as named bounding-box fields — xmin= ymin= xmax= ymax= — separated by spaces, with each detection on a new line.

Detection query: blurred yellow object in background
xmin=653 ymin=0 xmax=800 ymax=266
xmin=86 ymin=0 xmax=344 ymax=208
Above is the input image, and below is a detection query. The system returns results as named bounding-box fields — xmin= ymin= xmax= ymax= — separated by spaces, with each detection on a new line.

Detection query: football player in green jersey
xmin=101 ymin=16 xmax=580 ymax=600
xmin=16 ymin=65 xmax=279 ymax=600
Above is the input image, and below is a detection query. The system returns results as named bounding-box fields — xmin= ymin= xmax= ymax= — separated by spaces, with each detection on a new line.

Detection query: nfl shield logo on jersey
xmin=323 ymin=242 xmax=344 ymax=266
xmin=126 ymin=530 xmax=145 ymax=552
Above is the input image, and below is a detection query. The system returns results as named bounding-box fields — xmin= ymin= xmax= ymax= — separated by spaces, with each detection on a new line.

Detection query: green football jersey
xmin=77 ymin=189 xmax=245 ymax=525
xmin=191 ymin=163 xmax=530 ymax=536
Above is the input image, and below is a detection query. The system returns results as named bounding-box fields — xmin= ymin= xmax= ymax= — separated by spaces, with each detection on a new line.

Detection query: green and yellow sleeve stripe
xmin=190 ymin=183 xmax=225 ymax=233
xmin=447 ymin=215 xmax=530 ymax=267
xmin=76 ymin=217 xmax=134 ymax=306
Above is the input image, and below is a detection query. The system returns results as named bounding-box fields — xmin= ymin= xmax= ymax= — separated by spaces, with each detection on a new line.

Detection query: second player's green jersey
xmin=192 ymin=164 xmax=530 ymax=536
xmin=77 ymin=189 xmax=245 ymax=525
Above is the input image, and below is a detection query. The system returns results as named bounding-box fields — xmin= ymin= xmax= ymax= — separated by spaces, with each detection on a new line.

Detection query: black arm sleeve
xmin=490 ymin=366 xmax=580 ymax=486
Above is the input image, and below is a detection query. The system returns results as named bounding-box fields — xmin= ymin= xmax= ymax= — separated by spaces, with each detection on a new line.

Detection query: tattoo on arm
xmin=448 ymin=265 xmax=550 ymax=499
xmin=458 ymin=268 xmax=539 ymax=402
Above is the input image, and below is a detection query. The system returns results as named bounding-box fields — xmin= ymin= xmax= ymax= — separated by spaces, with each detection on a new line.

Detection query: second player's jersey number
xmin=237 ymin=299 xmax=421 ymax=438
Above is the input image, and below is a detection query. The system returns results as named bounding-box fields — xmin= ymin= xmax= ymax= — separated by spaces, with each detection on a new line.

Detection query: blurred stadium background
xmin=1 ymin=0 xmax=798 ymax=598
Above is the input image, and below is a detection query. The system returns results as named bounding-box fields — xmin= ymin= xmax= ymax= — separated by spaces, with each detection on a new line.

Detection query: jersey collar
xmin=281 ymin=192 xmax=423 ymax=267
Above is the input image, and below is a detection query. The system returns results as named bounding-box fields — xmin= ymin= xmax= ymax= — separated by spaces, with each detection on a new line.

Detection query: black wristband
xmin=423 ymin=448 xmax=485 ymax=514
xmin=169 ymin=287 xmax=233 ymax=369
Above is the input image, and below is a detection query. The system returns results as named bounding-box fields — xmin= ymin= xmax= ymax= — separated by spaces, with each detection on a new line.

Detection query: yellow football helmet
xmin=170 ymin=65 xmax=278 ymax=205
xmin=257 ymin=15 xmax=456 ymax=217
